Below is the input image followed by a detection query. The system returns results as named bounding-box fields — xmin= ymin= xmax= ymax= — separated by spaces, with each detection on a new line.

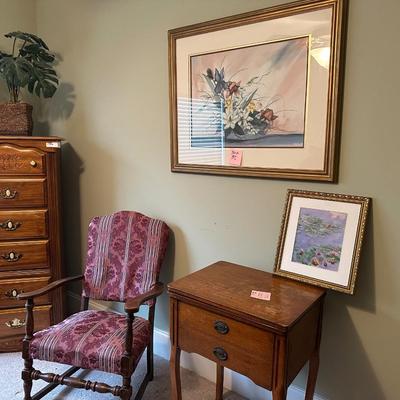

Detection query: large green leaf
xmin=20 ymin=43 xmax=55 ymax=63
xmin=5 ymin=31 xmax=49 ymax=50
xmin=0 ymin=31 xmax=58 ymax=100
xmin=27 ymin=64 xmax=58 ymax=98
xmin=0 ymin=51 xmax=12 ymax=59
xmin=0 ymin=56 xmax=32 ymax=87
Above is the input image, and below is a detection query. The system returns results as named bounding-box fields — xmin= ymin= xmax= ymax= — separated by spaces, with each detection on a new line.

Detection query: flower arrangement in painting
xmin=202 ymin=67 xmax=278 ymax=141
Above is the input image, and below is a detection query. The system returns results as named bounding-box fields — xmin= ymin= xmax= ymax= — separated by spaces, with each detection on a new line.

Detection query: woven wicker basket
xmin=0 ymin=102 xmax=33 ymax=136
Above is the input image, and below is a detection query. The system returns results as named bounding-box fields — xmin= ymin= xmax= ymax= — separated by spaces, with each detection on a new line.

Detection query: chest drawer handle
xmin=2 ymin=251 xmax=22 ymax=262
xmin=0 ymin=220 xmax=21 ymax=231
xmin=214 ymin=320 xmax=229 ymax=335
xmin=5 ymin=288 xmax=22 ymax=299
xmin=0 ymin=189 xmax=17 ymax=199
xmin=213 ymin=347 xmax=228 ymax=361
xmin=5 ymin=318 xmax=26 ymax=329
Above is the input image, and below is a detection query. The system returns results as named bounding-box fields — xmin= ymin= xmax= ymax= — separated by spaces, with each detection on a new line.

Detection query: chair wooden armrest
xmin=18 ymin=275 xmax=84 ymax=301
xmin=124 ymin=282 xmax=164 ymax=314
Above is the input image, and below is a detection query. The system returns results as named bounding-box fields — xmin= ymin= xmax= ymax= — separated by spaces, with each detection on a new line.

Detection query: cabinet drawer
xmin=0 ymin=240 xmax=48 ymax=272
xmin=0 ymin=179 xmax=46 ymax=208
xmin=0 ymin=210 xmax=47 ymax=240
xmin=178 ymin=302 xmax=274 ymax=389
xmin=0 ymin=305 xmax=51 ymax=347
xmin=0 ymin=276 xmax=50 ymax=308
xmin=0 ymin=144 xmax=45 ymax=175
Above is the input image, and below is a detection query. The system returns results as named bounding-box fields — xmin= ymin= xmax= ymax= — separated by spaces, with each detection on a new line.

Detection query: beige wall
xmin=2 ymin=0 xmax=398 ymax=398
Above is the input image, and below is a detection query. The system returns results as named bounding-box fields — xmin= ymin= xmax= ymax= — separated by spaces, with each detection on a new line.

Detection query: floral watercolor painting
xmin=292 ymin=208 xmax=347 ymax=271
xmin=190 ymin=36 xmax=309 ymax=148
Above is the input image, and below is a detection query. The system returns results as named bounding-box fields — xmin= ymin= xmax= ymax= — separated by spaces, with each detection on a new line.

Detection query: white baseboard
xmin=66 ymin=291 xmax=325 ymax=400
xmin=153 ymin=327 xmax=171 ymax=360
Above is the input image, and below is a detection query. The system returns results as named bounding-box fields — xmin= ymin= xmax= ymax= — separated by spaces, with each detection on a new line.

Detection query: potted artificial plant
xmin=0 ymin=31 xmax=58 ymax=135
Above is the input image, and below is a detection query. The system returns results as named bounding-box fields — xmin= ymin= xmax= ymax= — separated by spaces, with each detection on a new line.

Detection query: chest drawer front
xmin=0 ymin=305 xmax=51 ymax=343
xmin=0 ymin=210 xmax=47 ymax=240
xmin=0 ymin=276 xmax=50 ymax=308
xmin=178 ymin=302 xmax=274 ymax=389
xmin=0 ymin=240 xmax=48 ymax=272
xmin=0 ymin=179 xmax=46 ymax=208
xmin=0 ymin=145 xmax=45 ymax=175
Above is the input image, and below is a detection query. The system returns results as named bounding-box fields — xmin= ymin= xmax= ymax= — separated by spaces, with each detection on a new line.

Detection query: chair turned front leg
xmin=147 ymin=304 xmax=155 ymax=381
xmin=120 ymin=376 xmax=133 ymax=400
xmin=22 ymin=298 xmax=34 ymax=400
xmin=147 ymin=338 xmax=154 ymax=381
xmin=22 ymin=358 xmax=33 ymax=400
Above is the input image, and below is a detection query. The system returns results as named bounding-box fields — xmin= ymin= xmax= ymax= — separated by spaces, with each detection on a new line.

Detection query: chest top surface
xmin=168 ymin=261 xmax=326 ymax=329
xmin=0 ymin=136 xmax=63 ymax=153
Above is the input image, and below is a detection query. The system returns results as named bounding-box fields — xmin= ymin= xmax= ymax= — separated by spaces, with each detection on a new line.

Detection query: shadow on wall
xmin=61 ymin=139 xmax=128 ymax=315
xmin=156 ymin=227 xmax=176 ymax=331
xmin=316 ymin=206 xmax=385 ymax=400
xmin=34 ymin=82 xmax=76 ymax=135
xmin=61 ymin=143 xmax=84 ymax=315
xmin=155 ymin=222 xmax=194 ymax=331
xmin=346 ymin=204 xmax=376 ymax=313
xmin=33 ymin=54 xmax=76 ymax=135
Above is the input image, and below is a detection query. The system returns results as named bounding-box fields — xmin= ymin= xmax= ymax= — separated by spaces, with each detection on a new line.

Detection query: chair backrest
xmin=82 ymin=211 xmax=169 ymax=302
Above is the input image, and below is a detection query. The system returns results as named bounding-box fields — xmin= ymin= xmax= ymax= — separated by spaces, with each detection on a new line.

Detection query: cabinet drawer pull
xmin=30 ymin=160 xmax=37 ymax=167
xmin=1 ymin=251 xmax=22 ymax=262
xmin=5 ymin=288 xmax=22 ymax=299
xmin=213 ymin=347 xmax=228 ymax=361
xmin=0 ymin=219 xmax=21 ymax=231
xmin=0 ymin=189 xmax=17 ymax=199
xmin=214 ymin=320 xmax=229 ymax=335
xmin=5 ymin=318 xmax=26 ymax=329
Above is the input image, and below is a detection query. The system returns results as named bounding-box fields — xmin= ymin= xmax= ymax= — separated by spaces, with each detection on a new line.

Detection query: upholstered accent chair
xmin=18 ymin=211 xmax=169 ymax=400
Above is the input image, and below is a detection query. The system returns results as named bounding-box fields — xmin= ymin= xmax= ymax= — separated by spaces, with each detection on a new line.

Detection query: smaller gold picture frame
xmin=274 ymin=189 xmax=370 ymax=294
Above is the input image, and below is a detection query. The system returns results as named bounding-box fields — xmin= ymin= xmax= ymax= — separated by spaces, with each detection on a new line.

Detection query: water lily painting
xmin=274 ymin=190 xmax=370 ymax=295
xmin=291 ymin=208 xmax=347 ymax=271
xmin=190 ymin=36 xmax=309 ymax=148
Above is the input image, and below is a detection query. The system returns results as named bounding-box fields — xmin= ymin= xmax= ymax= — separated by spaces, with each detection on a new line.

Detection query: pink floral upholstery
xmin=83 ymin=211 xmax=169 ymax=303
xmin=30 ymin=310 xmax=150 ymax=374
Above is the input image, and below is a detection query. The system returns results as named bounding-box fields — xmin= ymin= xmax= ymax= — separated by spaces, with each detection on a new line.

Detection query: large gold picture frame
xmin=168 ymin=0 xmax=348 ymax=181
xmin=274 ymin=189 xmax=370 ymax=294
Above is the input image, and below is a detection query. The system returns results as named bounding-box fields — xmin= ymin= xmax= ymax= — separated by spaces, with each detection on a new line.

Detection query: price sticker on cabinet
xmin=46 ymin=142 xmax=61 ymax=148
xmin=250 ymin=290 xmax=271 ymax=301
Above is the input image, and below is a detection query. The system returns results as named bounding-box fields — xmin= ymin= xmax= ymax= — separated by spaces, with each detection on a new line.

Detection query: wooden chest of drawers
xmin=0 ymin=137 xmax=64 ymax=352
xmin=168 ymin=261 xmax=326 ymax=400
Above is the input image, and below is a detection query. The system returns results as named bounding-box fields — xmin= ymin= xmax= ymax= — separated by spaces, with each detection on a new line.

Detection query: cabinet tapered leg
xmin=272 ymin=385 xmax=287 ymax=400
xmin=305 ymin=351 xmax=319 ymax=400
xmin=272 ymin=335 xmax=287 ymax=400
xmin=216 ymin=364 xmax=224 ymax=400
xmin=170 ymin=345 xmax=182 ymax=400
xmin=305 ymin=300 xmax=323 ymax=400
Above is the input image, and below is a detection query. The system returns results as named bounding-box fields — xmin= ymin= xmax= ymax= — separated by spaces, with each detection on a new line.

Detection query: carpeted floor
xmin=0 ymin=352 xmax=245 ymax=399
